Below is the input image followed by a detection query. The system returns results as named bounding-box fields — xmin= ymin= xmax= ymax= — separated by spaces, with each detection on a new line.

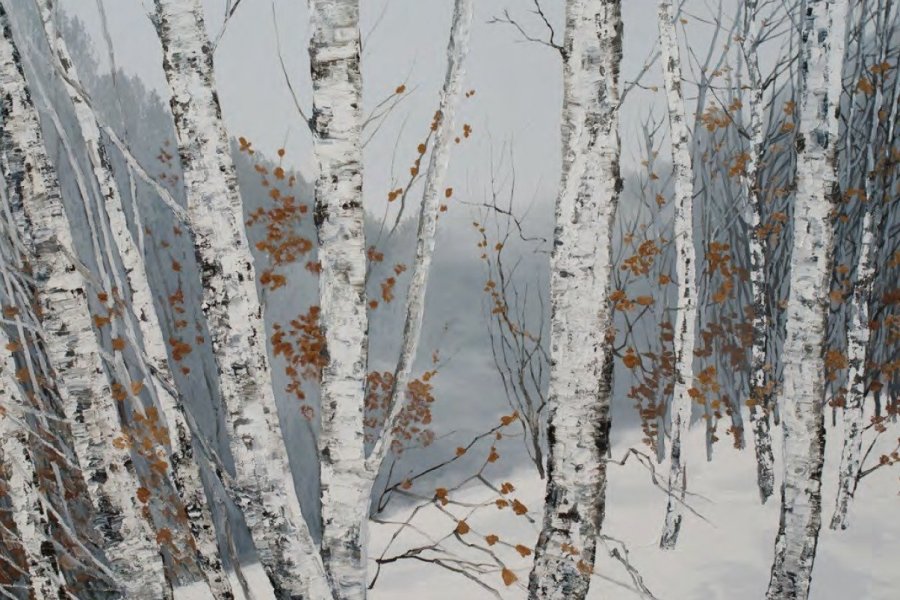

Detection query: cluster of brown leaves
xmin=365 ymin=370 xmax=438 ymax=453
xmin=242 ymin=145 xmax=312 ymax=292
xmin=272 ymin=306 xmax=327 ymax=419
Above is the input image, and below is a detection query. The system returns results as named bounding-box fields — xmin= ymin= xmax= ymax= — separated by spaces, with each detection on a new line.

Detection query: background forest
xmin=0 ymin=0 xmax=897 ymax=599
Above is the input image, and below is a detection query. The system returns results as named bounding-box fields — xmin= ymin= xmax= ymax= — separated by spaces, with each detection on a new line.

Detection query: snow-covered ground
xmin=226 ymin=420 xmax=898 ymax=600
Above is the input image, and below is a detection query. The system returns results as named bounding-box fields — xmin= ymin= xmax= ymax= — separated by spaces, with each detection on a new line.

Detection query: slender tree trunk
xmin=0 ymin=7 xmax=169 ymax=597
xmin=368 ymin=0 xmax=475 ymax=479
xmin=831 ymin=0 xmax=895 ymax=530
xmin=33 ymin=3 xmax=228 ymax=595
xmin=307 ymin=2 xmax=476 ymax=594
xmin=742 ymin=0 xmax=777 ymax=505
xmin=767 ymin=1 xmax=847 ymax=597
xmin=0 ymin=327 xmax=58 ymax=600
xmin=527 ymin=2 xmax=621 ymax=598
xmin=307 ymin=2 xmax=369 ymax=598
xmin=658 ymin=0 xmax=697 ymax=550
xmin=151 ymin=2 xmax=330 ymax=598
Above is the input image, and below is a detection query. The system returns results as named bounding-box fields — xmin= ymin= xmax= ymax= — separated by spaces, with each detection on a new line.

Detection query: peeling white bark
xmin=33 ymin=3 xmax=229 ymax=593
xmin=0 ymin=329 xmax=56 ymax=600
xmin=829 ymin=209 xmax=873 ymax=530
xmin=151 ymin=2 xmax=329 ymax=598
xmin=830 ymin=0 xmax=890 ymax=530
xmin=742 ymin=0 xmax=776 ymax=505
xmin=767 ymin=1 xmax=847 ymax=597
xmin=657 ymin=0 xmax=697 ymax=551
xmin=368 ymin=0 xmax=474 ymax=481
xmin=0 ymin=7 xmax=169 ymax=597
xmin=307 ymin=1 xmax=369 ymax=598
xmin=527 ymin=2 xmax=622 ymax=599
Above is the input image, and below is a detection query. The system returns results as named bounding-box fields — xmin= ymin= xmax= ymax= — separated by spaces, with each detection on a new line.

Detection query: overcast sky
xmin=59 ymin=0 xmax=747 ymax=219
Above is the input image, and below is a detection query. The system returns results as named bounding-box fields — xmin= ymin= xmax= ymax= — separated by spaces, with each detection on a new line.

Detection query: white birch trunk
xmin=307 ymin=2 xmax=369 ymax=598
xmin=830 ymin=0 xmax=890 ymax=530
xmin=657 ymin=0 xmax=697 ymax=550
xmin=33 ymin=4 xmax=228 ymax=594
xmin=150 ymin=2 xmax=330 ymax=598
xmin=767 ymin=1 xmax=847 ymax=597
xmin=743 ymin=0 xmax=776 ymax=505
xmin=0 ymin=8 xmax=169 ymax=597
xmin=0 ymin=331 xmax=56 ymax=600
xmin=526 ymin=2 xmax=622 ymax=598
xmin=829 ymin=208 xmax=873 ymax=530
xmin=367 ymin=0 xmax=474 ymax=479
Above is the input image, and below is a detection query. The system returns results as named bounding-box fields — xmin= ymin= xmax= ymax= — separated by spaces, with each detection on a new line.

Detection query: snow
xmin=225 ymin=419 xmax=898 ymax=599
xmin=371 ymin=426 xmax=896 ymax=599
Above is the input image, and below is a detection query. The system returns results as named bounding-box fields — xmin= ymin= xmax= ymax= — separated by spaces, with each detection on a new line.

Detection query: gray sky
xmin=59 ymin=0 xmax=708 ymax=220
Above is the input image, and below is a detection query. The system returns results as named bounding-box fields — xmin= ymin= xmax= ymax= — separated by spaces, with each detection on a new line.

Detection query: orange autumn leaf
xmin=515 ymin=544 xmax=532 ymax=557
xmin=136 ymin=487 xmax=151 ymax=503
xmin=155 ymin=528 xmax=173 ymax=545
xmin=112 ymin=337 xmax=126 ymax=351
xmin=485 ymin=534 xmax=499 ymax=546
xmin=857 ymin=77 xmax=875 ymax=95
xmin=511 ymin=499 xmax=528 ymax=515
xmin=500 ymin=412 xmax=519 ymax=426
xmin=455 ymin=520 xmax=470 ymax=535
xmin=622 ymin=350 xmax=640 ymax=369
xmin=112 ymin=384 xmax=127 ymax=402
xmin=501 ymin=569 xmax=518 ymax=586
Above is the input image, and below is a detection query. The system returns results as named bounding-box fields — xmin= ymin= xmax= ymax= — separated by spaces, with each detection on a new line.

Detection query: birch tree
xmin=308 ymin=0 xmax=475 ymax=595
xmin=0 ymin=6 xmax=169 ymax=596
xmin=150 ymin=2 xmax=330 ymax=598
xmin=830 ymin=0 xmax=897 ymax=530
xmin=369 ymin=0 xmax=475 ymax=494
xmin=0 ymin=325 xmax=59 ymax=600
xmin=767 ymin=0 xmax=848 ymax=597
xmin=657 ymin=0 xmax=697 ymax=550
xmin=742 ymin=0 xmax=777 ymax=505
xmin=306 ymin=2 xmax=370 ymax=597
xmin=527 ymin=1 xmax=622 ymax=598
xmin=31 ymin=2 xmax=230 ymax=594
